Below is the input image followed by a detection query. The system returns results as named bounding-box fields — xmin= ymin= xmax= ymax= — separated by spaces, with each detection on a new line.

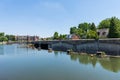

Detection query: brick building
xmin=15 ymin=35 xmax=39 ymax=42
xmin=66 ymin=34 xmax=80 ymax=40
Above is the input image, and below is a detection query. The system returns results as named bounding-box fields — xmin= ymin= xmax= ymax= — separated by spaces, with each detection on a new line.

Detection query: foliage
xmin=53 ymin=32 xmax=59 ymax=39
xmin=90 ymin=23 xmax=96 ymax=31
xmin=78 ymin=22 xmax=91 ymax=32
xmin=0 ymin=32 xmax=8 ymax=42
xmin=59 ymin=34 xmax=67 ymax=40
xmin=0 ymin=32 xmax=5 ymax=37
xmin=98 ymin=18 xmax=111 ymax=29
xmin=53 ymin=32 xmax=67 ymax=40
xmin=0 ymin=36 xmax=8 ymax=42
xmin=76 ymin=28 xmax=84 ymax=37
xmin=5 ymin=35 xmax=16 ymax=41
xmin=70 ymin=22 xmax=97 ymax=39
xmin=70 ymin=16 xmax=120 ymax=38
xmin=87 ymin=30 xmax=98 ymax=39
xmin=70 ymin=27 xmax=77 ymax=34
xmin=108 ymin=17 xmax=120 ymax=38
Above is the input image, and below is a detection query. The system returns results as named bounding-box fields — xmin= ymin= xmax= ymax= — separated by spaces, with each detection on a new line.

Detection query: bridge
xmin=32 ymin=39 xmax=120 ymax=55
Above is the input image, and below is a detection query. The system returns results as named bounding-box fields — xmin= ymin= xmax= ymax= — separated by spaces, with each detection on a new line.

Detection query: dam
xmin=32 ymin=39 xmax=120 ymax=55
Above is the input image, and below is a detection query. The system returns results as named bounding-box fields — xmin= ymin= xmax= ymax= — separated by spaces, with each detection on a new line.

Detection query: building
xmin=66 ymin=34 xmax=80 ymax=40
xmin=15 ymin=35 xmax=39 ymax=42
xmin=97 ymin=28 xmax=109 ymax=38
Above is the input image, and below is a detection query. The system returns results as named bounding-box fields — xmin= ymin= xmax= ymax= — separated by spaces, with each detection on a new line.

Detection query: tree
xmin=5 ymin=35 xmax=16 ymax=41
xmin=0 ymin=32 xmax=5 ymax=37
xmin=70 ymin=27 xmax=77 ymax=34
xmin=78 ymin=23 xmax=90 ymax=32
xmin=0 ymin=32 xmax=8 ymax=42
xmin=53 ymin=32 xmax=59 ymax=39
xmin=62 ymin=34 xmax=67 ymax=40
xmin=59 ymin=34 xmax=63 ymax=40
xmin=98 ymin=18 xmax=111 ymax=29
xmin=0 ymin=36 xmax=8 ymax=42
xmin=59 ymin=34 xmax=67 ymax=40
xmin=108 ymin=17 xmax=120 ymax=38
xmin=76 ymin=28 xmax=84 ymax=38
xmin=70 ymin=22 xmax=98 ymax=39
xmin=87 ymin=30 xmax=98 ymax=39
xmin=90 ymin=23 xmax=96 ymax=31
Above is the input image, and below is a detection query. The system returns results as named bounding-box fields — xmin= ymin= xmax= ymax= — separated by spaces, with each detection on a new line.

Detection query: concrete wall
xmin=34 ymin=39 xmax=120 ymax=55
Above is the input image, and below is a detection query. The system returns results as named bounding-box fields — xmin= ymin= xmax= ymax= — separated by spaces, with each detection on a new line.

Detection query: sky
xmin=0 ymin=0 xmax=120 ymax=37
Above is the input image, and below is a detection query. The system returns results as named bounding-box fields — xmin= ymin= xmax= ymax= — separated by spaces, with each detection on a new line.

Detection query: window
xmin=102 ymin=32 xmax=106 ymax=36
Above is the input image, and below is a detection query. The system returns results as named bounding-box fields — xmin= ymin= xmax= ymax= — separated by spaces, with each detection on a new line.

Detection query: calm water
xmin=0 ymin=44 xmax=120 ymax=80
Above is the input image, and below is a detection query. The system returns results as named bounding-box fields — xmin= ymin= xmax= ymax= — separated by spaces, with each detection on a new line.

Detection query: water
xmin=0 ymin=44 xmax=120 ymax=80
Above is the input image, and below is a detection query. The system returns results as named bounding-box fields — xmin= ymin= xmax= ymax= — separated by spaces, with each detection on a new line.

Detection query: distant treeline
xmin=0 ymin=32 xmax=15 ymax=42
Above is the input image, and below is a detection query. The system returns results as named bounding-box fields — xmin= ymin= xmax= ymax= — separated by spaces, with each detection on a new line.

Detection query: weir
xmin=32 ymin=39 xmax=120 ymax=55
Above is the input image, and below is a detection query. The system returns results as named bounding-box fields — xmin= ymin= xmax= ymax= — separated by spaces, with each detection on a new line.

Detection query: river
xmin=0 ymin=44 xmax=120 ymax=80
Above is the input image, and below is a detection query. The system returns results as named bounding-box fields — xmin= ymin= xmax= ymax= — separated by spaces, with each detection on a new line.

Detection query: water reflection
xmin=69 ymin=54 xmax=120 ymax=73
xmin=54 ymin=51 xmax=59 ymax=56
xmin=99 ymin=58 xmax=120 ymax=73
xmin=0 ymin=45 xmax=4 ymax=55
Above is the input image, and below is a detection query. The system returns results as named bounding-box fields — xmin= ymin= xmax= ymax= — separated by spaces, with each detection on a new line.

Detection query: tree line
xmin=0 ymin=32 xmax=15 ymax=42
xmin=53 ymin=32 xmax=67 ymax=40
xmin=53 ymin=17 xmax=120 ymax=40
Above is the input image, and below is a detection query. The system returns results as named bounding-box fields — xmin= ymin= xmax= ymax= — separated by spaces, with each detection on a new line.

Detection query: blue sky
xmin=0 ymin=0 xmax=120 ymax=37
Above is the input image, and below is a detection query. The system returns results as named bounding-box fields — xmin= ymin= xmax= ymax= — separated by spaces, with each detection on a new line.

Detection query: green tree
xmin=0 ymin=36 xmax=8 ymax=42
xmin=76 ymin=28 xmax=84 ymax=38
xmin=5 ymin=35 xmax=16 ymax=41
xmin=78 ymin=23 xmax=90 ymax=32
xmin=70 ymin=22 xmax=98 ymax=39
xmin=59 ymin=34 xmax=67 ymax=40
xmin=59 ymin=34 xmax=63 ymax=40
xmin=70 ymin=27 xmax=77 ymax=34
xmin=0 ymin=32 xmax=8 ymax=42
xmin=98 ymin=18 xmax=111 ymax=29
xmin=78 ymin=23 xmax=90 ymax=38
xmin=53 ymin=32 xmax=59 ymax=39
xmin=0 ymin=32 xmax=5 ymax=37
xmin=108 ymin=17 xmax=120 ymax=38
xmin=90 ymin=23 xmax=96 ymax=31
xmin=87 ymin=30 xmax=98 ymax=39
xmin=62 ymin=34 xmax=67 ymax=40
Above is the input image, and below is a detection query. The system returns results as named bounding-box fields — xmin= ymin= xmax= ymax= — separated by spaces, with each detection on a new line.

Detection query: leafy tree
xmin=98 ymin=18 xmax=111 ymax=29
xmin=90 ymin=23 xmax=96 ymax=31
xmin=59 ymin=34 xmax=67 ymax=40
xmin=0 ymin=36 xmax=8 ymax=42
xmin=70 ymin=27 xmax=77 ymax=34
xmin=76 ymin=28 xmax=84 ymax=38
xmin=78 ymin=22 xmax=90 ymax=32
xmin=87 ymin=30 xmax=98 ymax=39
xmin=0 ymin=32 xmax=8 ymax=42
xmin=5 ymin=35 xmax=16 ymax=41
xmin=53 ymin=32 xmax=59 ymax=39
xmin=0 ymin=32 xmax=5 ymax=37
xmin=62 ymin=34 xmax=67 ymax=40
xmin=59 ymin=34 xmax=63 ymax=40
xmin=70 ymin=22 xmax=98 ymax=39
xmin=108 ymin=17 xmax=120 ymax=38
